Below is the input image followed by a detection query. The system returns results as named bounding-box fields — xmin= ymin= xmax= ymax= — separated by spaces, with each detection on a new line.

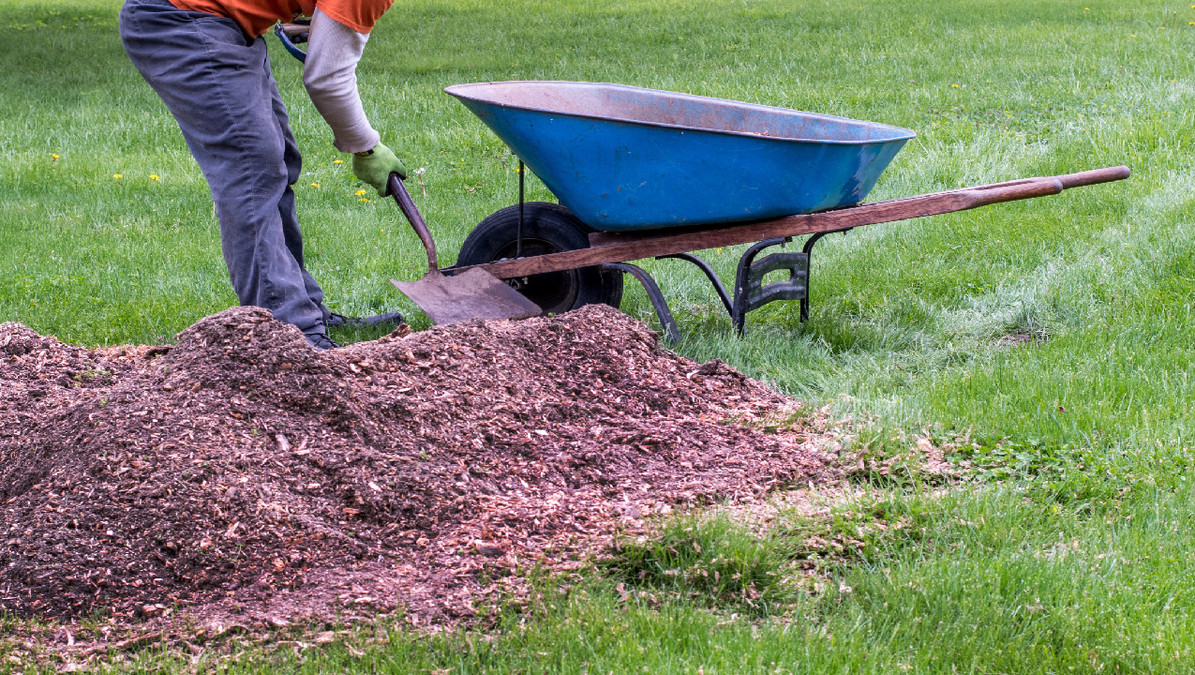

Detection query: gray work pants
xmin=119 ymin=0 xmax=330 ymax=336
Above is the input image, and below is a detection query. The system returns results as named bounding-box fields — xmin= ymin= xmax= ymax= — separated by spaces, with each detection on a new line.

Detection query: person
xmin=119 ymin=0 xmax=407 ymax=350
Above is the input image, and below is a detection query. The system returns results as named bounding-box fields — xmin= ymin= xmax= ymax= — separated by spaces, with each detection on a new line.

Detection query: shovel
xmin=386 ymin=174 xmax=542 ymax=325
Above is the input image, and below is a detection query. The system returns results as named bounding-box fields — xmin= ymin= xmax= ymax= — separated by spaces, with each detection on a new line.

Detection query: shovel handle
xmin=273 ymin=21 xmax=310 ymax=63
xmin=388 ymin=173 xmax=439 ymax=273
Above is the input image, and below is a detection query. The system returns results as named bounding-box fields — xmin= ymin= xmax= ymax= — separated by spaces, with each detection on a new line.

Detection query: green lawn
xmin=2 ymin=0 xmax=1194 ymax=672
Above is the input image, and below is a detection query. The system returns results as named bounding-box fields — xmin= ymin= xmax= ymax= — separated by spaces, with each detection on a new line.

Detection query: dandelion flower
xmin=333 ymin=159 xmax=344 ymax=165
xmin=113 ymin=174 xmax=122 ymax=179
xmin=310 ymin=182 xmax=320 ymax=188
xmin=952 ymin=83 xmax=960 ymax=88
xmin=51 ymin=153 xmax=59 ymax=160
xmin=355 ymin=189 xmax=368 ymax=196
xmin=359 ymin=198 xmax=371 ymax=203
xmin=149 ymin=174 xmax=160 ymax=181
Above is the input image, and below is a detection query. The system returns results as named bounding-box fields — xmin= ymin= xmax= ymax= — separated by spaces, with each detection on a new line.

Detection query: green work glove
xmin=352 ymin=142 xmax=408 ymax=196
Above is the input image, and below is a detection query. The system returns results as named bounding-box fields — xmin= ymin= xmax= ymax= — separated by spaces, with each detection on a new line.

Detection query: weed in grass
xmin=781 ymin=492 xmax=929 ymax=573
xmin=603 ymin=513 xmax=795 ymax=616
xmin=839 ymin=424 xmax=929 ymax=489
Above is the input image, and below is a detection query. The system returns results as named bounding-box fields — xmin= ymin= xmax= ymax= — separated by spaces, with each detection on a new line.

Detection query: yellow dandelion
xmin=333 ymin=159 xmax=344 ymax=165
xmin=359 ymin=198 xmax=372 ymax=203
xmin=149 ymin=174 xmax=160 ymax=181
xmin=310 ymin=182 xmax=320 ymax=188
xmin=51 ymin=153 xmax=59 ymax=160
xmin=113 ymin=173 xmax=122 ymax=179
xmin=1083 ymin=7 xmax=1089 ymax=11
xmin=355 ymin=189 xmax=368 ymax=196
xmin=951 ymin=83 xmax=960 ymax=88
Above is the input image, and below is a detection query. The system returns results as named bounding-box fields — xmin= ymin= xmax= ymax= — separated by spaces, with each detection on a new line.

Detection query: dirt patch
xmin=0 ymin=305 xmax=837 ymax=633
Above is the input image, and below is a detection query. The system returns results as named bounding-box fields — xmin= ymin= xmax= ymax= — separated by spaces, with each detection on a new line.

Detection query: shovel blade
xmin=391 ymin=267 xmax=542 ymax=325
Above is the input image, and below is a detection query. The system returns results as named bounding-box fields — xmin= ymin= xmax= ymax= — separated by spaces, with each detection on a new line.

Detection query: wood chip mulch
xmin=0 ymin=304 xmax=838 ymax=632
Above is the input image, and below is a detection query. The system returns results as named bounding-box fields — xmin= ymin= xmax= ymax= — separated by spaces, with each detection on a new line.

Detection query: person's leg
xmin=266 ymin=63 xmax=333 ymax=326
xmin=119 ymin=0 xmax=329 ymax=338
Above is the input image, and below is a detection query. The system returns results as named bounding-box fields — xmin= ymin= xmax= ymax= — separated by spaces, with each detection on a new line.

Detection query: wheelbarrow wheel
xmin=456 ymin=202 xmax=623 ymax=316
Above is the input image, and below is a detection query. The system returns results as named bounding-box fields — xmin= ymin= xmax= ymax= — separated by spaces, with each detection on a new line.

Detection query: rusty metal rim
xmin=444 ymin=80 xmax=917 ymax=146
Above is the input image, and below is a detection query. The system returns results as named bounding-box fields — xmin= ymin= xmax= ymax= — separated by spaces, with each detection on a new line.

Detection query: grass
xmin=2 ymin=0 xmax=1194 ymax=672
xmin=603 ymin=513 xmax=798 ymax=615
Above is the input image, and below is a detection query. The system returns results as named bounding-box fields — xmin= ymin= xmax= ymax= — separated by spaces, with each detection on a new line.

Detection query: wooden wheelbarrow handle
xmin=1057 ymin=165 xmax=1131 ymax=188
xmin=968 ymin=165 xmax=1130 ymax=194
xmin=471 ymin=166 xmax=1131 ymax=280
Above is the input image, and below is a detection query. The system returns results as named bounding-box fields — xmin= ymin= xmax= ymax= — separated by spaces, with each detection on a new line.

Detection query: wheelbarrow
xmin=381 ymin=80 xmax=1128 ymax=340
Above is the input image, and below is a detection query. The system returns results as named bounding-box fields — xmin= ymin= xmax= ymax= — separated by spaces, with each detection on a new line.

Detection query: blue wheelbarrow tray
xmin=445 ymin=81 xmax=916 ymax=232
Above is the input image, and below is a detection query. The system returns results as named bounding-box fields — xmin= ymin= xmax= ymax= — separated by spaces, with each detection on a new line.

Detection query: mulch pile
xmin=0 ymin=305 xmax=836 ymax=629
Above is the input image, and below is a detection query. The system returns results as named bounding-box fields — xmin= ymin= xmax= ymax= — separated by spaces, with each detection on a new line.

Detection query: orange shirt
xmin=168 ymin=0 xmax=394 ymax=37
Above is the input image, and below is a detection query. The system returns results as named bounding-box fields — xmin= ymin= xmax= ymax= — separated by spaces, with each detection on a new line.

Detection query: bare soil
xmin=0 ymin=305 xmax=837 ymax=634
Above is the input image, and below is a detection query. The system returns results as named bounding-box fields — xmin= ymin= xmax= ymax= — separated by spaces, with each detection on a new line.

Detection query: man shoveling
xmin=119 ymin=0 xmax=406 ymax=350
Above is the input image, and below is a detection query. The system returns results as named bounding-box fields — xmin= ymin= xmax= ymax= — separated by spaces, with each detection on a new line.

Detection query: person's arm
xmin=303 ymin=8 xmax=407 ymax=193
xmin=302 ymin=8 xmax=379 ymax=153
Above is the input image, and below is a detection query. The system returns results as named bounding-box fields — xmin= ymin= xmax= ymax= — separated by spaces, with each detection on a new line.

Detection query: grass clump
xmin=603 ymin=513 xmax=794 ymax=615
xmin=781 ymin=492 xmax=932 ymax=574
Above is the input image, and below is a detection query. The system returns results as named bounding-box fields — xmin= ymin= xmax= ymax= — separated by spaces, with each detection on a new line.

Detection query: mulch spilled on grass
xmin=0 ymin=305 xmax=837 ymax=637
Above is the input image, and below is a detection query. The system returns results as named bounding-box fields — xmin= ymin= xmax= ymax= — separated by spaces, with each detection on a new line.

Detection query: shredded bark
xmin=0 ymin=304 xmax=837 ymax=629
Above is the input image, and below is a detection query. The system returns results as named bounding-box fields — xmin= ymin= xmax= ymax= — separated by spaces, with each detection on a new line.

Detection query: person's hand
xmin=352 ymin=142 xmax=408 ymax=196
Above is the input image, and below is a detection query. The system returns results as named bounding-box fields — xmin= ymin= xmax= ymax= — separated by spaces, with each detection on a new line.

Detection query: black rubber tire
xmin=456 ymin=202 xmax=623 ymax=315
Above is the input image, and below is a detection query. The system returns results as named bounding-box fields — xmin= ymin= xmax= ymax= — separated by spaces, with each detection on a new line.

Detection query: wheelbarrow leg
xmin=602 ymin=262 xmax=681 ymax=344
xmin=796 ymin=228 xmax=852 ymax=321
xmin=732 ymin=237 xmax=810 ymax=335
xmin=657 ymin=252 xmax=733 ymax=316
xmin=799 ymin=232 xmax=827 ymax=322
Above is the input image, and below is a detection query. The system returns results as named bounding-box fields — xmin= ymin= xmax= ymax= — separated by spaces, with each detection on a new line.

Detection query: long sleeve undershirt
xmin=302 ymin=9 xmax=380 ymax=154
